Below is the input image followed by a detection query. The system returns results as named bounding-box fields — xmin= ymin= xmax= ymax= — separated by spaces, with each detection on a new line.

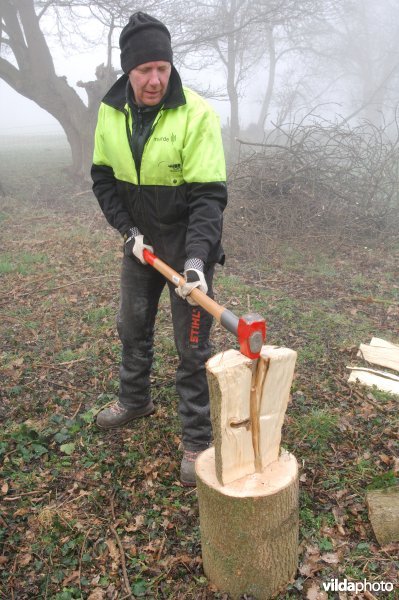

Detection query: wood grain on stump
xmin=196 ymin=448 xmax=299 ymax=599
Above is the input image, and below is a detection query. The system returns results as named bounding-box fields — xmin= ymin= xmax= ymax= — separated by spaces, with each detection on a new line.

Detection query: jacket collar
xmin=102 ymin=66 xmax=186 ymax=111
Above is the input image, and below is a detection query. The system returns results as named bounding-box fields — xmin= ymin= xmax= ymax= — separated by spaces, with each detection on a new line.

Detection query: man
xmin=91 ymin=12 xmax=227 ymax=486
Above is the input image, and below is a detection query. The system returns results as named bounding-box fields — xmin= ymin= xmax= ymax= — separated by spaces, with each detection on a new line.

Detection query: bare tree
xmin=170 ymin=0 xmax=262 ymax=159
xmin=0 ymin=1 xmax=119 ymax=179
xmin=0 ymin=1 xmax=176 ymax=180
xmin=285 ymin=0 xmax=399 ymax=128
xmin=172 ymin=0 xmax=322 ymax=159
xmin=338 ymin=0 xmax=399 ymax=126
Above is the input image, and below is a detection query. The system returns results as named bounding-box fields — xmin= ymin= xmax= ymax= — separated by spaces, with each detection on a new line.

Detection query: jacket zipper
xmin=124 ymin=106 xmax=164 ymax=189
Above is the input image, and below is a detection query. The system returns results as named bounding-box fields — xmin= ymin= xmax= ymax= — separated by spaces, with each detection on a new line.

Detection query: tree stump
xmin=196 ymin=448 xmax=299 ymax=599
xmin=366 ymin=486 xmax=399 ymax=545
xmin=196 ymin=345 xmax=299 ymax=599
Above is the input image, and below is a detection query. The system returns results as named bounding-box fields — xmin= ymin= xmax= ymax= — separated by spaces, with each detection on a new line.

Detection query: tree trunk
xmin=0 ymin=0 xmax=116 ymax=182
xmin=29 ymin=75 xmax=97 ymax=181
xmin=196 ymin=448 xmax=299 ymax=599
xmin=226 ymin=0 xmax=240 ymax=162
xmin=257 ymin=27 xmax=276 ymax=132
xmin=63 ymin=118 xmax=95 ymax=182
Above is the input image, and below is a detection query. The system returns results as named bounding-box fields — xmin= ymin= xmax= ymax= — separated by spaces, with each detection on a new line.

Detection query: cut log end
xmin=196 ymin=446 xmax=298 ymax=498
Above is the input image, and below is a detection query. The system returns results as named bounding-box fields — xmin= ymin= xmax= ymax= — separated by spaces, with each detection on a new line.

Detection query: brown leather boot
xmin=180 ymin=449 xmax=204 ymax=487
xmin=96 ymin=401 xmax=154 ymax=429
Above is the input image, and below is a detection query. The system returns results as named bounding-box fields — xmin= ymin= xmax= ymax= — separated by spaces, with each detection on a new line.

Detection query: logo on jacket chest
xmin=168 ymin=163 xmax=182 ymax=173
xmin=154 ymin=132 xmax=177 ymax=143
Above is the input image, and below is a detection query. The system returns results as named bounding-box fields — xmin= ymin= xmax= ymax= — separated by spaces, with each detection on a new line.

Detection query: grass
xmin=0 ymin=251 xmax=48 ymax=275
xmin=0 ymin=138 xmax=398 ymax=598
xmin=288 ymin=409 xmax=339 ymax=452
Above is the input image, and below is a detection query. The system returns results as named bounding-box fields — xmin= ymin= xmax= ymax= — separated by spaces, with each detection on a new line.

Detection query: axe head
xmin=237 ymin=313 xmax=267 ymax=359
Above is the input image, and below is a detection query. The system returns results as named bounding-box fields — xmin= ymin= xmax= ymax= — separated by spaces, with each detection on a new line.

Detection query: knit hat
xmin=119 ymin=12 xmax=173 ymax=74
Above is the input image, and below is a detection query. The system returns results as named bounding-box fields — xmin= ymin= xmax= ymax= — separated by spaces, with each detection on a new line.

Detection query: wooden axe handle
xmin=143 ymin=249 xmax=266 ymax=359
xmin=143 ymin=248 xmax=225 ymax=322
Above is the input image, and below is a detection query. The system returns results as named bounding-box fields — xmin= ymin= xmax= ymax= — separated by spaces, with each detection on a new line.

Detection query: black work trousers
xmin=117 ymin=255 xmax=214 ymax=451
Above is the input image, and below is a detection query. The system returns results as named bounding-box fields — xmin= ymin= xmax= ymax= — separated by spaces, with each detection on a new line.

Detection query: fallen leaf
xmin=14 ymin=508 xmax=29 ymax=517
xmin=88 ymin=589 xmax=105 ymax=600
xmin=332 ymin=506 xmax=345 ymax=526
xmin=379 ymin=453 xmax=391 ymax=465
xmin=106 ymin=538 xmax=119 ymax=560
xmin=321 ymin=552 xmax=339 ymax=564
xmin=106 ymin=538 xmax=120 ymax=574
xmin=18 ymin=553 xmax=32 ymax=566
xmin=62 ymin=570 xmax=80 ymax=586
xmin=306 ymin=545 xmax=321 ymax=556
xmin=335 ymin=488 xmax=349 ymax=501
xmin=299 ymin=562 xmax=317 ymax=577
xmin=1 ymin=483 xmax=9 ymax=495
xmin=306 ymin=582 xmax=328 ymax=600
xmin=60 ymin=442 xmax=76 ymax=455
xmin=142 ymin=540 xmax=160 ymax=553
xmin=125 ymin=514 xmax=145 ymax=532
xmin=299 ymin=551 xmax=322 ymax=577
xmin=349 ymin=503 xmax=364 ymax=516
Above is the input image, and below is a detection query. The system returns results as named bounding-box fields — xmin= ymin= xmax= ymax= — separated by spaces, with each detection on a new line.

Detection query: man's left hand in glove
xmin=175 ymin=258 xmax=208 ymax=306
xmin=124 ymin=227 xmax=154 ymax=265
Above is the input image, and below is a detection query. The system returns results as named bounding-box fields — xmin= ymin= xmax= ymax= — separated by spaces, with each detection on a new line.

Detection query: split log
xmin=370 ymin=337 xmax=399 ymax=349
xmin=348 ymin=368 xmax=399 ymax=395
xmin=366 ymin=486 xmax=399 ymax=545
xmin=207 ymin=346 xmax=297 ymax=485
xmin=196 ymin=448 xmax=299 ymax=600
xmin=358 ymin=338 xmax=399 ymax=372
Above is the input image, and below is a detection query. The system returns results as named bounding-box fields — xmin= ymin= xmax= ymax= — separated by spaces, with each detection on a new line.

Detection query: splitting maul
xmin=143 ymin=248 xmax=266 ymax=359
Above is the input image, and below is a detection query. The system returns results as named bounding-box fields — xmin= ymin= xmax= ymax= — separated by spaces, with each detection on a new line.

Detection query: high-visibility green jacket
xmin=91 ymin=68 xmax=227 ymax=270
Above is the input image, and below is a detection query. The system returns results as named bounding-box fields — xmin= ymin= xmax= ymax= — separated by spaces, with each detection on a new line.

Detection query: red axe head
xmin=142 ymin=248 xmax=267 ymax=359
xmin=237 ymin=313 xmax=267 ymax=359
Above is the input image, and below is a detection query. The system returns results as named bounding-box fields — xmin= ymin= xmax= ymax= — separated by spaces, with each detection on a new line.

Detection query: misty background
xmin=1 ymin=0 xmax=399 ymax=238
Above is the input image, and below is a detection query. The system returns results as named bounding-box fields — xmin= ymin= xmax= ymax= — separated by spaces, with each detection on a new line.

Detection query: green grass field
xmin=0 ymin=137 xmax=398 ymax=599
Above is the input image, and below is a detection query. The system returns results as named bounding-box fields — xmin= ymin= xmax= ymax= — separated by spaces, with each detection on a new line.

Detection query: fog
xmin=2 ymin=0 xmax=399 ymax=170
xmin=0 ymin=46 xmax=108 ymax=135
xmin=0 ymin=27 xmax=232 ymax=137
xmin=0 ymin=83 xmax=61 ymax=134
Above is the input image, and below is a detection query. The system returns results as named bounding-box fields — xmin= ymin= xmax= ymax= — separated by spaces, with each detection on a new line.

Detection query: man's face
xmin=129 ymin=61 xmax=172 ymax=107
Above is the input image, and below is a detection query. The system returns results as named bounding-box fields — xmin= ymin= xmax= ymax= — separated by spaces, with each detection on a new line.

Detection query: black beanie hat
xmin=119 ymin=12 xmax=173 ymax=74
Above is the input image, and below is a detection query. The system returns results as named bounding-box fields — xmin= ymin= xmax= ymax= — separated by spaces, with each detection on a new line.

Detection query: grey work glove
xmin=175 ymin=258 xmax=208 ymax=306
xmin=124 ymin=227 xmax=154 ymax=265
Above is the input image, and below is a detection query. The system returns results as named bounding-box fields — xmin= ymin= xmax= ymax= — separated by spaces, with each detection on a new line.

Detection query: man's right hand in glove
xmin=175 ymin=258 xmax=208 ymax=306
xmin=124 ymin=227 xmax=154 ymax=265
